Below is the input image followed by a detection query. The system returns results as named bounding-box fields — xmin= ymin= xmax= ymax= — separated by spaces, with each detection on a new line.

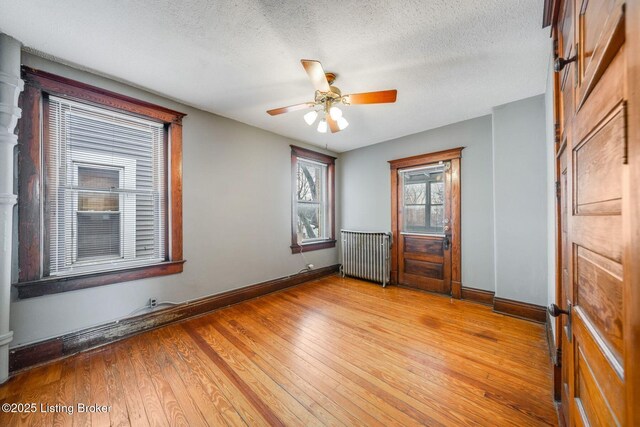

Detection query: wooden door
xmin=552 ymin=0 xmax=630 ymax=424
xmin=389 ymin=148 xmax=462 ymax=297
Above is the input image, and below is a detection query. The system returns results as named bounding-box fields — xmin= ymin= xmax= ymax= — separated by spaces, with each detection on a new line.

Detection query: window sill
xmin=13 ymin=260 xmax=185 ymax=299
xmin=290 ymin=240 xmax=336 ymax=254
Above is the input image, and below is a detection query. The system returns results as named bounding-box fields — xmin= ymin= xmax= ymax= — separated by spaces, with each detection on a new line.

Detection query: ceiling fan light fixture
xmin=303 ymin=110 xmax=318 ymax=125
xmin=337 ymin=117 xmax=349 ymax=130
xmin=317 ymin=118 xmax=328 ymax=133
xmin=329 ymin=106 xmax=343 ymax=120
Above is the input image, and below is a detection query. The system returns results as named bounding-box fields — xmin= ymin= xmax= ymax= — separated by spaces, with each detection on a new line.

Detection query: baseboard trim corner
xmin=460 ymin=286 xmax=495 ymax=306
xmin=9 ymin=264 xmax=339 ymax=374
xmin=493 ymin=297 xmax=547 ymax=323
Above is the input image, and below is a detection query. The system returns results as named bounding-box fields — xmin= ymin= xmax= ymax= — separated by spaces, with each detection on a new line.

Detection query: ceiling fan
xmin=267 ymin=59 xmax=398 ymax=133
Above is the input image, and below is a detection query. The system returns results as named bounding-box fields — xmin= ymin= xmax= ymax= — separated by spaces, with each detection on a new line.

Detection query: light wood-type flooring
xmin=0 ymin=275 xmax=558 ymax=426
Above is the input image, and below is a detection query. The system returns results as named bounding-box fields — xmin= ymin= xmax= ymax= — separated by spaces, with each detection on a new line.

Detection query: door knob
xmin=548 ymin=303 xmax=569 ymax=317
xmin=549 ymin=302 xmax=573 ymax=342
xmin=554 ymin=55 xmax=577 ymax=72
xmin=443 ymin=236 xmax=451 ymax=250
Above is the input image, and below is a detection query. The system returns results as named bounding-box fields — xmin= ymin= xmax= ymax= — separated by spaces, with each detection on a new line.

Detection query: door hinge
xmin=555 ymin=181 xmax=561 ymax=199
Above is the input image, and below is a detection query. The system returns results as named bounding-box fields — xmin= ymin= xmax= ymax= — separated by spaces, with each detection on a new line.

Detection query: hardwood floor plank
xmin=183 ymin=322 xmax=288 ymax=427
xmin=259 ymin=292 xmax=555 ymax=426
xmin=301 ymin=280 xmax=552 ymax=387
xmin=72 ymin=355 xmax=92 ymax=427
xmin=247 ymin=297 xmax=499 ymax=425
xmin=217 ymin=314 xmax=389 ymax=427
xmin=120 ymin=339 xmax=170 ymax=426
xmin=52 ymin=358 xmax=75 ymax=427
xmin=101 ymin=347 xmax=132 ymax=427
xmin=87 ymin=350 xmax=111 ymax=427
xmin=207 ymin=318 xmax=343 ymax=426
xmin=112 ymin=344 xmax=150 ymax=427
xmin=163 ymin=324 xmax=264 ymax=426
xmin=283 ymin=282 xmax=555 ymax=400
xmin=144 ymin=330 xmax=210 ymax=426
xmin=195 ymin=319 xmax=322 ymax=426
xmin=240 ymin=299 xmax=447 ymax=426
xmin=133 ymin=336 xmax=191 ymax=426
xmin=213 ymin=312 xmax=354 ymax=426
xmin=154 ymin=328 xmax=237 ymax=427
xmin=0 ymin=276 xmax=558 ymax=426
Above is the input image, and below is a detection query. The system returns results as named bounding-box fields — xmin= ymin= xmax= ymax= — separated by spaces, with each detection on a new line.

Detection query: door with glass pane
xmin=390 ymin=148 xmax=462 ymax=296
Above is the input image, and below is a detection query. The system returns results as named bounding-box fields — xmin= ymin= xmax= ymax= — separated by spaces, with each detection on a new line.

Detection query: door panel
xmin=404 ymin=236 xmax=444 ymax=255
xmin=559 ymin=0 xmax=575 ymax=139
xmin=554 ymin=0 xmax=629 ymax=424
xmin=575 ymin=246 xmax=624 ymax=361
xmin=570 ymin=86 xmax=625 ymax=423
xmin=573 ymin=108 xmax=624 ymax=215
xmin=399 ymin=233 xmax=449 ymax=293
xmin=577 ymin=0 xmax=625 ymax=106
xmin=404 ymin=258 xmax=444 ymax=278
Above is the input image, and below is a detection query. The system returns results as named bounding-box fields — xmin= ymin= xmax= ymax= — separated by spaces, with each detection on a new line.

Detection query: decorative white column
xmin=0 ymin=34 xmax=23 ymax=384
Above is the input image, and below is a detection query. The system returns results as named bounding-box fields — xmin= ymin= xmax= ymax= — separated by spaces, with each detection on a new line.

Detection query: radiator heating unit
xmin=340 ymin=230 xmax=392 ymax=287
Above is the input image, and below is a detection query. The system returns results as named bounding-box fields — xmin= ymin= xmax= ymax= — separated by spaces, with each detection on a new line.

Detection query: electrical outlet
xmin=149 ymin=298 xmax=157 ymax=308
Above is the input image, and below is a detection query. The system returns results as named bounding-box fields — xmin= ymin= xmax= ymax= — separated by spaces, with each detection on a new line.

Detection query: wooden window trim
xmin=15 ymin=67 xmax=186 ymax=299
xmin=290 ymin=145 xmax=336 ymax=254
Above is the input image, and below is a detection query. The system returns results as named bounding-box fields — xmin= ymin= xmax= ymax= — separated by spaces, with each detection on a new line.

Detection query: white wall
xmin=492 ymin=94 xmax=548 ymax=305
xmin=10 ymin=53 xmax=339 ymax=346
xmin=340 ymin=116 xmax=496 ymax=292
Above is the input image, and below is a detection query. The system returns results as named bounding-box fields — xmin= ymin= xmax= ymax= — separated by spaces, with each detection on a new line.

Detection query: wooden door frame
xmin=625 ymin=1 xmax=640 ymax=424
xmin=389 ymin=147 xmax=463 ymax=297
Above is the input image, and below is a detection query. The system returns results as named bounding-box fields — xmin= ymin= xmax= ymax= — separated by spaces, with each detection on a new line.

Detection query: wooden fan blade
xmin=326 ymin=112 xmax=341 ymax=133
xmin=345 ymin=89 xmax=397 ymax=104
xmin=267 ymin=102 xmax=315 ymax=116
xmin=301 ymin=60 xmax=331 ymax=93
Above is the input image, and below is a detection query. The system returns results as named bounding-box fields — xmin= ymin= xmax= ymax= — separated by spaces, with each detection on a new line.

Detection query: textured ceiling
xmin=0 ymin=0 xmax=550 ymax=152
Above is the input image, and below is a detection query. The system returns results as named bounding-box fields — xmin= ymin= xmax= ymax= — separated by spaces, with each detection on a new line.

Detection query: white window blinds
xmin=46 ymin=96 xmax=166 ymax=275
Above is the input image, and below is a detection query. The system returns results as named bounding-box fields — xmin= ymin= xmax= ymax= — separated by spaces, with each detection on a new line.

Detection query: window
xmin=15 ymin=67 xmax=185 ymax=299
xmin=290 ymin=145 xmax=336 ymax=253
xmin=401 ymin=164 xmax=446 ymax=234
xmin=47 ymin=97 xmax=166 ymax=275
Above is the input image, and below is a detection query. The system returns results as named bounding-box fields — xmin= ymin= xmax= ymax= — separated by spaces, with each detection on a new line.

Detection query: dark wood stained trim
xmin=546 ymin=309 xmax=560 ymax=367
xmin=17 ymin=83 xmax=42 ymax=282
xmin=290 ymin=240 xmax=337 ymax=254
xmin=14 ymin=261 xmax=186 ymax=299
xmin=9 ymin=264 xmax=340 ymax=374
xmin=388 ymin=147 xmax=464 ymax=170
xmin=290 ymin=145 xmax=337 ymax=163
xmin=16 ymin=68 xmax=186 ymax=296
xmin=21 ymin=66 xmax=186 ymax=123
xmin=493 ymin=297 xmax=547 ymax=323
xmin=290 ymin=145 xmax=336 ymax=253
xmin=451 ymin=281 xmax=462 ymax=299
xmin=626 ymin=1 xmax=640 ymax=424
xmin=170 ymin=122 xmax=184 ymax=260
xmin=461 ymin=286 xmax=495 ymax=306
xmin=390 ymin=166 xmax=399 ymax=285
xmin=542 ymin=0 xmax=553 ymax=28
